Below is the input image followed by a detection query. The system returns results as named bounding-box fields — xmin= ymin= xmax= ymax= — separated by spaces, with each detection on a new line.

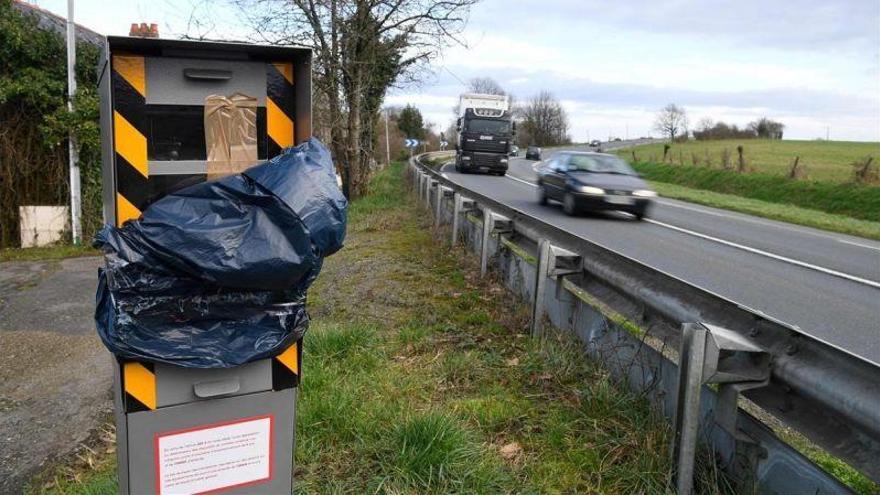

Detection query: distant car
xmin=525 ymin=146 xmax=542 ymax=160
xmin=613 ymin=137 xmax=622 ymax=142
xmin=509 ymin=145 xmax=519 ymax=157
xmin=536 ymin=151 xmax=656 ymax=220
xmin=589 ymin=140 xmax=601 ymax=147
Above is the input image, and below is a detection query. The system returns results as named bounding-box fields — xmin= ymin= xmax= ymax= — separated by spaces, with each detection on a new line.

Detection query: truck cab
xmin=455 ymin=94 xmax=515 ymax=175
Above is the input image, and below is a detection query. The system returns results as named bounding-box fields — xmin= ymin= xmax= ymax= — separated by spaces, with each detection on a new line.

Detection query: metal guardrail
xmin=409 ymin=152 xmax=880 ymax=493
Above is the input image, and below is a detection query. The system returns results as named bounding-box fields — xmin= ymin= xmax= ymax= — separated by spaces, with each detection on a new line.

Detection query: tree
xmin=467 ymin=77 xmax=506 ymax=95
xmin=695 ymin=118 xmax=714 ymax=135
xmin=452 ymin=77 xmax=510 ymax=117
xmin=232 ymin=0 xmax=479 ymax=199
xmin=397 ymin=104 xmax=425 ymax=140
xmin=518 ymin=90 xmax=570 ymax=146
xmin=654 ymin=103 xmax=689 ymax=142
xmin=748 ymin=117 xmax=785 ymax=139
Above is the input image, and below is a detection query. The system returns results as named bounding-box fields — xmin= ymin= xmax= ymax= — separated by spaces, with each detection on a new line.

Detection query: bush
xmin=0 ymin=0 xmax=102 ymax=247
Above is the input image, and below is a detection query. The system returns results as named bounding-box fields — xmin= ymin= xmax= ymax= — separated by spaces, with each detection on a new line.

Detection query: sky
xmin=31 ymin=0 xmax=880 ymax=142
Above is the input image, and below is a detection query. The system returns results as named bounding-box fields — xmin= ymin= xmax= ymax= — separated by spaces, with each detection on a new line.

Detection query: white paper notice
xmin=155 ymin=415 xmax=273 ymax=494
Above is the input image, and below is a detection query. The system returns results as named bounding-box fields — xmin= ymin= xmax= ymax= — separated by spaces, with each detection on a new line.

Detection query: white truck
xmin=455 ymin=93 xmax=515 ymax=175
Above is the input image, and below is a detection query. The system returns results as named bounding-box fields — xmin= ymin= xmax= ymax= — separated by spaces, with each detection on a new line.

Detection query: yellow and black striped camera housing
xmin=98 ymin=36 xmax=312 ymax=227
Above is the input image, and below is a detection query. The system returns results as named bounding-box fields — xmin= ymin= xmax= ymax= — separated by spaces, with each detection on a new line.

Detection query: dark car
xmin=509 ymin=145 xmax=519 ymax=157
xmin=536 ymin=151 xmax=656 ymax=219
xmin=589 ymin=140 xmax=601 ymax=147
xmin=525 ymin=146 xmax=542 ymax=160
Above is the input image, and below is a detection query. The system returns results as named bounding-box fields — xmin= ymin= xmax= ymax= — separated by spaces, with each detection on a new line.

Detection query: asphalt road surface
xmin=440 ymin=153 xmax=880 ymax=365
xmin=0 ymin=256 xmax=111 ymax=492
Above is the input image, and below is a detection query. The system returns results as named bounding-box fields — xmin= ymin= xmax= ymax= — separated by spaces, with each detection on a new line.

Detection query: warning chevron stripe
xmin=114 ymin=110 xmax=148 ymax=178
xmin=123 ymin=361 xmax=156 ymax=411
xmin=112 ymin=55 xmax=146 ymax=97
xmin=115 ymin=192 xmax=141 ymax=227
xmin=272 ymin=341 xmax=300 ymax=390
xmin=112 ymin=55 xmax=149 ymax=226
xmin=267 ymin=62 xmax=295 ymax=157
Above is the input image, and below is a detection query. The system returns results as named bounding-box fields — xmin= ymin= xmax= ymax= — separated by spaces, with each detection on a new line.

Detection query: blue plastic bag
xmin=94 ymin=138 xmax=347 ymax=368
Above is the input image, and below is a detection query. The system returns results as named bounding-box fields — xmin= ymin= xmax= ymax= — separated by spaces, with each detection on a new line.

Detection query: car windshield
xmin=567 ymin=155 xmax=635 ymax=175
xmin=466 ymin=118 xmax=510 ymax=134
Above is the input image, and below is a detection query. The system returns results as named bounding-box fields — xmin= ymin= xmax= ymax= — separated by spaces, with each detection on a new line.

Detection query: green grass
xmin=629 ymin=160 xmax=880 ymax=223
xmin=0 ymin=244 xmax=98 ymax=262
xmin=621 ymin=139 xmax=880 ymax=184
xmin=651 ymin=182 xmax=880 ymax=240
xmin=37 ymin=162 xmax=874 ymax=494
xmin=421 ymin=151 xmax=455 ymax=170
xmin=30 ymin=162 xmax=689 ymax=494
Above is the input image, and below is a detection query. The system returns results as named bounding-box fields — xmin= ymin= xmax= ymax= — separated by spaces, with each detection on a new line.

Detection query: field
xmin=611 ymin=139 xmax=880 ymax=236
xmin=620 ymin=139 xmax=880 ymax=183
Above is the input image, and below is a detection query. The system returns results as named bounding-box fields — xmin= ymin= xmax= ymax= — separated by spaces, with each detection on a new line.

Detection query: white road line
xmin=506 ymin=174 xmax=538 ymax=188
xmin=644 ymin=218 xmax=880 ymax=289
xmin=655 ymin=199 xmax=734 ymax=218
xmin=655 ymin=199 xmax=877 ymax=245
xmin=496 ymin=167 xmax=880 ymax=288
xmin=838 ymin=239 xmax=880 ymax=252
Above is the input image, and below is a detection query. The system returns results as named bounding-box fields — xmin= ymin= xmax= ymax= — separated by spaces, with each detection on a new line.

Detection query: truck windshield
xmin=568 ymin=155 xmax=636 ymax=175
xmin=466 ymin=119 xmax=510 ymax=134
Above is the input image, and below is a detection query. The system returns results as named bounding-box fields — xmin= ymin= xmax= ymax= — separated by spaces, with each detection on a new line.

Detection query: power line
xmin=442 ymin=65 xmax=467 ymax=87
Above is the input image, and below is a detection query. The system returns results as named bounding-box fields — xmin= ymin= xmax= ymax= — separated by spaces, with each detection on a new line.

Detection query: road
xmin=439 ymin=152 xmax=880 ymax=365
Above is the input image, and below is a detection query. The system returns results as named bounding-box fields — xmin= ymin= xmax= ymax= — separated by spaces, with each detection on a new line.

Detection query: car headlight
xmin=632 ymin=189 xmax=657 ymax=198
xmin=574 ymin=185 xmax=604 ymax=195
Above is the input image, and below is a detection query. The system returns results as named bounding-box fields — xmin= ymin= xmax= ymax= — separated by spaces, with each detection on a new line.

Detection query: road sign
xmin=405 ymin=138 xmax=420 ymax=148
xmin=440 ymin=140 xmax=449 ymax=150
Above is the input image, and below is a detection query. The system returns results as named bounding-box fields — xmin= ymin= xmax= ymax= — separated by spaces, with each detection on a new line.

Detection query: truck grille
xmin=472 ymin=153 xmax=501 ymax=167
xmin=464 ymin=139 xmax=507 ymax=153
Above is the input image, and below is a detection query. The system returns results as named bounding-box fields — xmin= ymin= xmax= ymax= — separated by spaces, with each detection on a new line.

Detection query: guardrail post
xmin=532 ymin=240 xmax=552 ymax=337
xmin=451 ymin=194 xmax=477 ymax=246
xmin=425 ymin=179 xmax=436 ymax=208
xmin=452 ymin=193 xmax=463 ymax=245
xmin=417 ymin=172 xmax=426 ymax=201
xmin=673 ymin=323 xmax=770 ymax=494
xmin=480 ymin=210 xmax=494 ymax=277
xmin=478 ymin=210 xmax=511 ymax=277
xmin=435 ymin=185 xmax=448 ymax=226
xmin=531 ymin=242 xmax=581 ymax=338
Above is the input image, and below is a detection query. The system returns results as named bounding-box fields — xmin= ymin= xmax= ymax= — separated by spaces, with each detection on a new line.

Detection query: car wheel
xmin=538 ymin=185 xmax=548 ymax=205
xmin=634 ymin=211 xmax=646 ymax=221
xmin=496 ymin=170 xmax=506 ymax=176
xmin=563 ymin=193 xmax=577 ymax=216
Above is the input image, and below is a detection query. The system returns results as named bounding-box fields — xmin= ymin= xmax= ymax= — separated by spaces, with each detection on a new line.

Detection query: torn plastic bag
xmin=94 ymin=138 xmax=347 ymax=368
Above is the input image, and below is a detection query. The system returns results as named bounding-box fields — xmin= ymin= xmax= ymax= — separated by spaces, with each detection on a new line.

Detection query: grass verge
xmin=30 ymin=162 xmax=691 ymax=494
xmin=629 ymin=161 xmax=880 ymax=223
xmin=651 ymin=181 xmax=880 ymax=240
xmin=0 ymin=244 xmax=98 ymax=263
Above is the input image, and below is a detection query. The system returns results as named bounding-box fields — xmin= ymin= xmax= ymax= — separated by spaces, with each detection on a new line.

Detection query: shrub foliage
xmin=0 ymin=0 xmax=101 ymax=247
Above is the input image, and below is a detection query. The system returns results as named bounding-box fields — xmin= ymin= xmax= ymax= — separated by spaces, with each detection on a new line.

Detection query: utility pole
xmin=384 ymin=110 xmax=391 ymax=166
xmin=625 ymin=123 xmax=629 ymax=141
xmin=826 ymin=126 xmax=830 ymax=141
xmin=66 ymin=0 xmax=82 ymax=245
